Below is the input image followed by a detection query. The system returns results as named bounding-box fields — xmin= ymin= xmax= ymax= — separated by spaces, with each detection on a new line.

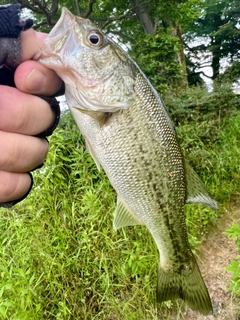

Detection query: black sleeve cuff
xmin=0 ymin=4 xmax=23 ymax=38
xmin=0 ymin=4 xmax=33 ymax=38
xmin=0 ymin=4 xmax=33 ymax=71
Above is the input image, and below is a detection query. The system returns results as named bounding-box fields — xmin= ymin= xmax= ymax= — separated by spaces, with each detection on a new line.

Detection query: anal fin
xmin=185 ymin=160 xmax=218 ymax=210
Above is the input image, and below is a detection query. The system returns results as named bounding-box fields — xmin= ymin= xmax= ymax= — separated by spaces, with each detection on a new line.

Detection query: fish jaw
xmin=38 ymin=8 xmax=79 ymax=72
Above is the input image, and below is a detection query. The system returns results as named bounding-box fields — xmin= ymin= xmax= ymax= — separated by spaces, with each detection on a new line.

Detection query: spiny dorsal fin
xmin=185 ymin=160 xmax=218 ymax=210
xmin=113 ymin=197 xmax=143 ymax=230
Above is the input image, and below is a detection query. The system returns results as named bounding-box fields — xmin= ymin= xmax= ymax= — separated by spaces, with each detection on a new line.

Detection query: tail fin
xmin=157 ymin=258 xmax=212 ymax=315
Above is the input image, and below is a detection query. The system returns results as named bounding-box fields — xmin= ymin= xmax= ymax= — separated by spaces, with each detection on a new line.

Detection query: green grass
xmin=178 ymin=110 xmax=240 ymax=240
xmin=225 ymin=224 xmax=240 ymax=299
xmin=1 ymin=104 xmax=240 ymax=318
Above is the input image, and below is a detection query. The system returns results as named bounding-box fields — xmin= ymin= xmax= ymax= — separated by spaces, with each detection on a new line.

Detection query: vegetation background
xmin=0 ymin=0 xmax=240 ymax=319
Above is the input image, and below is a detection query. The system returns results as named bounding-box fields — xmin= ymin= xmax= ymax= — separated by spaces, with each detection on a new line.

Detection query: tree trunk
xmin=128 ymin=0 xmax=158 ymax=34
xmin=211 ymin=36 xmax=221 ymax=80
xmin=169 ymin=23 xmax=188 ymax=87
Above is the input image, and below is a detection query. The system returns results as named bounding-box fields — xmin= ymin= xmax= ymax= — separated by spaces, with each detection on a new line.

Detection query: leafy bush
xmin=225 ymin=224 xmax=240 ymax=297
xmin=177 ymin=110 xmax=240 ymax=240
xmin=164 ymin=83 xmax=240 ymax=126
xmin=130 ymin=28 xmax=185 ymax=94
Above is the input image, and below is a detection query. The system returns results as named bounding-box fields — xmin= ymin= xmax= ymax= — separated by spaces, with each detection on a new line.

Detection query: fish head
xmin=39 ymin=7 xmax=136 ymax=112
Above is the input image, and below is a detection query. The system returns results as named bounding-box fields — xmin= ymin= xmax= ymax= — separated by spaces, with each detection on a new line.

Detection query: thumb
xmin=14 ymin=29 xmax=63 ymax=95
xmin=14 ymin=60 xmax=62 ymax=95
xmin=21 ymin=29 xmax=46 ymax=61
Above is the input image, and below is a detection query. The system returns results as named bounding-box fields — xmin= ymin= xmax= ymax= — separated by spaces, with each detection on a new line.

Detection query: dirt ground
xmin=177 ymin=203 xmax=240 ymax=320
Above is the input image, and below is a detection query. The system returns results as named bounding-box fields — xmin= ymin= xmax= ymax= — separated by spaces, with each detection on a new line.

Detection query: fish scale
xmin=39 ymin=7 xmax=218 ymax=315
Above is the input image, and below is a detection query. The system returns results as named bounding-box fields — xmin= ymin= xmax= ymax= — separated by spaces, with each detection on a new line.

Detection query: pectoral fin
xmin=73 ymin=107 xmax=112 ymax=126
xmin=113 ymin=197 xmax=143 ymax=229
xmin=84 ymin=136 xmax=101 ymax=171
xmin=185 ymin=160 xmax=218 ymax=210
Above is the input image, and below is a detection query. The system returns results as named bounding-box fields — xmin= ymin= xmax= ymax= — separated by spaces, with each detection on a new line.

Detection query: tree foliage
xmin=14 ymin=0 xmax=240 ymax=87
xmin=184 ymin=0 xmax=240 ymax=83
xmin=130 ymin=28 xmax=184 ymax=94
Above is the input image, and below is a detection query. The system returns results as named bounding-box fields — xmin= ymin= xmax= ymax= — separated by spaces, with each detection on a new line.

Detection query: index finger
xmin=0 ymin=86 xmax=56 ymax=135
xmin=15 ymin=29 xmax=63 ymax=95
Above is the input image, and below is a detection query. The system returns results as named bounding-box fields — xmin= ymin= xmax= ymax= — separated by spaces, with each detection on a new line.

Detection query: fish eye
xmin=87 ymin=31 xmax=104 ymax=47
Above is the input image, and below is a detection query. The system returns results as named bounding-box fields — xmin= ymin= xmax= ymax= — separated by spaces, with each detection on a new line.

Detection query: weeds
xmin=1 ymin=86 xmax=240 ymax=318
xmin=225 ymin=224 xmax=240 ymax=298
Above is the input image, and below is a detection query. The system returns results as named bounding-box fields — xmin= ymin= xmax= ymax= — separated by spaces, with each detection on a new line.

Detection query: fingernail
xmin=26 ymin=69 xmax=47 ymax=93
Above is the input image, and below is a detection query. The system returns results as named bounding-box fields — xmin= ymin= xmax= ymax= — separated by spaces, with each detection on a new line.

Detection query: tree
xmin=19 ymin=0 xmax=60 ymax=30
xmin=16 ymin=0 xmax=193 ymax=91
xmin=184 ymin=0 xmax=240 ymax=83
xmin=17 ymin=0 xmax=240 ymax=89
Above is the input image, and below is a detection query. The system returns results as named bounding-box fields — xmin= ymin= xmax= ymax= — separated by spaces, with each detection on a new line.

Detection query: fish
xmin=38 ymin=8 xmax=218 ymax=315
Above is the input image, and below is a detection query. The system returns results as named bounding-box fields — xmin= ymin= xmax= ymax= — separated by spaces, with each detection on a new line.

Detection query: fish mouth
xmin=44 ymin=8 xmax=76 ymax=53
xmin=37 ymin=8 xmax=84 ymax=67
xmin=51 ymin=7 xmax=76 ymax=37
xmin=38 ymin=7 xmax=84 ymax=62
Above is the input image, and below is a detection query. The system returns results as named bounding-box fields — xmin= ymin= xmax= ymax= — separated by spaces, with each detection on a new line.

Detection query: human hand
xmin=0 ymin=29 xmax=63 ymax=206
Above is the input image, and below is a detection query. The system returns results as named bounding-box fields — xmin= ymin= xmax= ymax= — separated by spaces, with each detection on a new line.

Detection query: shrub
xmin=225 ymin=224 xmax=240 ymax=297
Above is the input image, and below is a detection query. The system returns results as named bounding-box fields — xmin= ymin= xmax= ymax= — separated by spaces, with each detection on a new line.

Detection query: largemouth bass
xmin=39 ymin=8 xmax=218 ymax=315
